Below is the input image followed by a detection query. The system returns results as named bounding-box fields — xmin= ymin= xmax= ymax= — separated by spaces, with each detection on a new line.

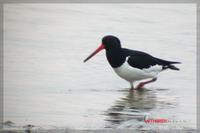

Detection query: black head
xmin=83 ymin=35 xmax=122 ymax=63
xmin=102 ymin=35 xmax=121 ymax=51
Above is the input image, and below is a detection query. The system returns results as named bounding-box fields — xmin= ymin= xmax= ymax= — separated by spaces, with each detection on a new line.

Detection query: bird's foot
xmin=136 ymin=83 xmax=145 ymax=89
xmin=129 ymin=87 xmax=135 ymax=91
xmin=151 ymin=78 xmax=157 ymax=82
xmin=136 ymin=78 xmax=157 ymax=89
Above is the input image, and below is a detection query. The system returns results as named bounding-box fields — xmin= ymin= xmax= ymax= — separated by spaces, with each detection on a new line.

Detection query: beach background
xmin=3 ymin=4 xmax=196 ymax=131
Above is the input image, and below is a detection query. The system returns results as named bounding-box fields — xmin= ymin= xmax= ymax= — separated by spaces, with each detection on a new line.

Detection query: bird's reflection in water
xmin=105 ymin=88 xmax=157 ymax=128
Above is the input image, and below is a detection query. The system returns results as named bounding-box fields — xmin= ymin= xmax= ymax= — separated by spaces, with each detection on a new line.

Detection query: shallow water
xmin=3 ymin=4 xmax=196 ymax=130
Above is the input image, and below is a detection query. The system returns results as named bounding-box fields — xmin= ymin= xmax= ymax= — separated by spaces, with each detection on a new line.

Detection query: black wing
xmin=122 ymin=48 xmax=181 ymax=70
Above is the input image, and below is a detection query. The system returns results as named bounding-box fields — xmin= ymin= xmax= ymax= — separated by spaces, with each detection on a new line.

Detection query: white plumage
xmin=114 ymin=61 xmax=162 ymax=83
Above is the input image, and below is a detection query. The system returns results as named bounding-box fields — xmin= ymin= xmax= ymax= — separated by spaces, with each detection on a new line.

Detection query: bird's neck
xmin=106 ymin=48 xmax=126 ymax=68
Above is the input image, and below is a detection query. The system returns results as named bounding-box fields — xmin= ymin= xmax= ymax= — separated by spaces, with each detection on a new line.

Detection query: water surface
xmin=3 ymin=4 xmax=196 ymax=130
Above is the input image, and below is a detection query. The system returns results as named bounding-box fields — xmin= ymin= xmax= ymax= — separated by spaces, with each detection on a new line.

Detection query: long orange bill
xmin=83 ymin=44 xmax=105 ymax=63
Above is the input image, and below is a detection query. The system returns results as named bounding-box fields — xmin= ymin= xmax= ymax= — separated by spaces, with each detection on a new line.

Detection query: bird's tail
xmin=162 ymin=64 xmax=180 ymax=71
xmin=156 ymin=58 xmax=181 ymax=71
xmin=168 ymin=64 xmax=180 ymax=71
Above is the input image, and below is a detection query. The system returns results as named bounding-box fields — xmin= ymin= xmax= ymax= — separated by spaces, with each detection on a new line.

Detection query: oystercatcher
xmin=84 ymin=35 xmax=180 ymax=90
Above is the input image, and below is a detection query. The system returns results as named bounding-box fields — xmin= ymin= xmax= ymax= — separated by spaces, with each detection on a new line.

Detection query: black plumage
xmin=122 ymin=49 xmax=181 ymax=70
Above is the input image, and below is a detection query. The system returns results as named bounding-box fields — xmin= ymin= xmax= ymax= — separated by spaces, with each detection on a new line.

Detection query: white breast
xmin=113 ymin=61 xmax=162 ymax=82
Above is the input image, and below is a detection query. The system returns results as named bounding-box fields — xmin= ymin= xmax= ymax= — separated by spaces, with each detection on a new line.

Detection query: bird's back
xmin=122 ymin=48 xmax=180 ymax=70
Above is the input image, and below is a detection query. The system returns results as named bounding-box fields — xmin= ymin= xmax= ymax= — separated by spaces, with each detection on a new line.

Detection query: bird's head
xmin=84 ymin=35 xmax=121 ymax=62
xmin=102 ymin=35 xmax=121 ymax=50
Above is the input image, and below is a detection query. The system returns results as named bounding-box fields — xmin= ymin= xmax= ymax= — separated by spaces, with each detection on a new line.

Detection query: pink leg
xmin=129 ymin=82 xmax=135 ymax=91
xmin=129 ymin=87 xmax=134 ymax=91
xmin=136 ymin=78 xmax=157 ymax=89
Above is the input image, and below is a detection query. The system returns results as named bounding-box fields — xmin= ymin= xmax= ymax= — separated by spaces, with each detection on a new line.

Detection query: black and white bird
xmin=84 ymin=35 xmax=180 ymax=90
